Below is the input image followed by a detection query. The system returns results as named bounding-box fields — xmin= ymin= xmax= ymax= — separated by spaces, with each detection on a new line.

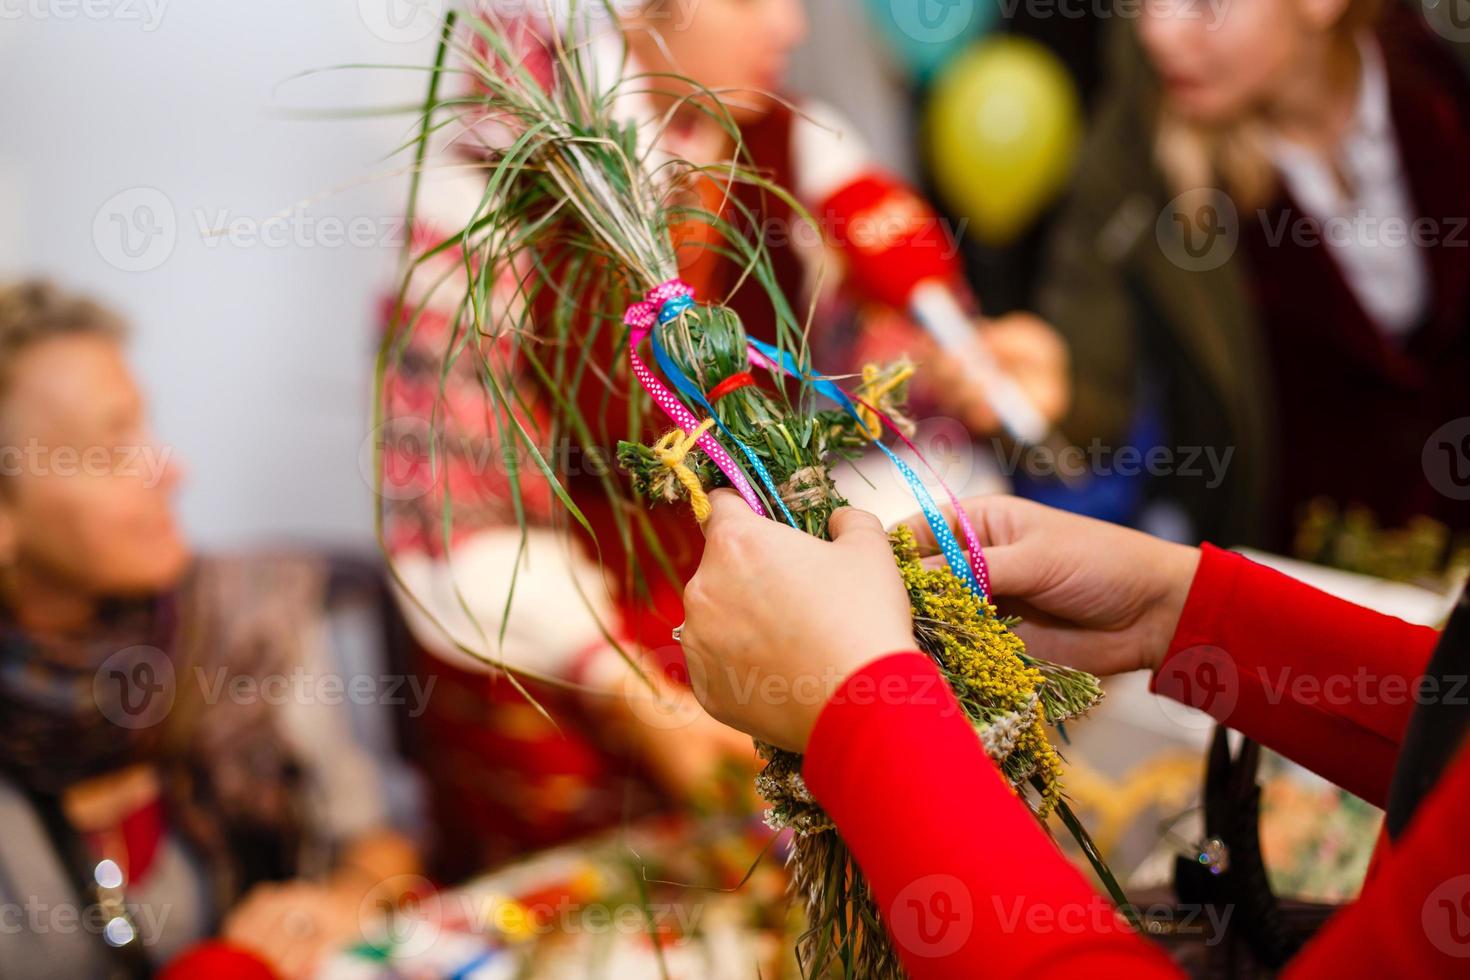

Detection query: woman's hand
xmin=607 ymin=665 xmax=760 ymax=811
xmin=928 ymin=312 xmax=1070 ymax=437
xmin=681 ymin=491 xmax=916 ymax=753
xmin=222 ymin=831 xmax=421 ymax=979
xmin=902 ymin=496 xmax=1200 ymax=677
xmin=222 ymin=880 xmax=363 ymax=980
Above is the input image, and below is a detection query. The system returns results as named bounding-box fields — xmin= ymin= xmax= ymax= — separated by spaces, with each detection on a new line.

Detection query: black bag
xmin=1159 ymin=585 xmax=1470 ymax=976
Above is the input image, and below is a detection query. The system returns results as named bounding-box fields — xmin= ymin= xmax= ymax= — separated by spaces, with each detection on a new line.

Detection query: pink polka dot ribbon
xmin=624 ymin=280 xmax=767 ymax=517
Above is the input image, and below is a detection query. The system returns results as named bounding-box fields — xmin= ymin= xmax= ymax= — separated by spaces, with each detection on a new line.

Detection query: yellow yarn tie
xmin=856 ymin=362 xmax=915 ymax=439
xmin=654 ymin=417 xmax=717 ymax=522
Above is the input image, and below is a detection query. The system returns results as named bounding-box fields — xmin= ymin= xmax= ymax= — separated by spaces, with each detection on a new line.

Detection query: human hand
xmin=901 ymin=496 xmax=1199 ymax=676
xmin=681 ymin=491 xmax=915 ymax=753
xmin=221 ymin=879 xmax=364 ymax=980
xmin=615 ymin=666 xmax=761 ymax=811
xmin=928 ymin=312 xmax=1070 ymax=437
xmin=577 ymin=649 xmax=758 ymax=810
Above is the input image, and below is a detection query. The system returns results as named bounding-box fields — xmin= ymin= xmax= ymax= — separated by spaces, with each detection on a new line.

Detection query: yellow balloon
xmin=925 ymin=37 xmax=1083 ymax=246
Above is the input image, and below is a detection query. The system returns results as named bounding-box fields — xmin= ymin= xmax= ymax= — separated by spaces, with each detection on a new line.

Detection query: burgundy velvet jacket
xmin=1242 ymin=14 xmax=1470 ymax=542
xmin=1042 ymin=12 xmax=1470 ymax=550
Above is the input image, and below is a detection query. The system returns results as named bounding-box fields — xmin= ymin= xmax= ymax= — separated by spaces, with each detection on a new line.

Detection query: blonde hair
xmin=1155 ymin=0 xmax=1385 ymax=211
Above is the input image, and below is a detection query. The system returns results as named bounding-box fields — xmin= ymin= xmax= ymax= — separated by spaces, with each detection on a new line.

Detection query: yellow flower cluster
xmin=891 ymin=526 xmax=1065 ymax=817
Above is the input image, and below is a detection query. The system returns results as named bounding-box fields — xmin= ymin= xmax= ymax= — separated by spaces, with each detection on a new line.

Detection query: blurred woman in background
xmin=1031 ymin=0 xmax=1470 ymax=551
xmin=0 ymin=282 xmax=421 ymax=979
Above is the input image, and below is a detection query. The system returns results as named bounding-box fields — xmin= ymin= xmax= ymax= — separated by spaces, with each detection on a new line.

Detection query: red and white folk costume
xmin=378 ymin=19 xmax=948 ymax=865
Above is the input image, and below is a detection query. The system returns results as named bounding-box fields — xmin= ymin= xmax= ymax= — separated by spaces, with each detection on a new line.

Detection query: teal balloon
xmin=862 ymin=0 xmax=997 ymax=79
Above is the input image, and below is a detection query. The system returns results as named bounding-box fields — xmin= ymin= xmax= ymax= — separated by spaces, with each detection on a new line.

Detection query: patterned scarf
xmin=0 ymin=555 xmax=328 ymax=908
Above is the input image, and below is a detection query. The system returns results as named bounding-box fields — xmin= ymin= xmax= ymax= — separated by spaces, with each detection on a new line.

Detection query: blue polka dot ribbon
xmin=649 ymin=299 xmax=799 ymax=528
xmin=746 ymin=337 xmax=986 ymax=599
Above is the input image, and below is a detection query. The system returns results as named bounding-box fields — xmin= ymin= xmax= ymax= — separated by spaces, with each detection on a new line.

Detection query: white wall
xmin=0 ymin=0 xmax=444 ymax=549
xmin=786 ymin=0 xmax=918 ymax=183
xmin=0 ymin=0 xmax=903 ymax=551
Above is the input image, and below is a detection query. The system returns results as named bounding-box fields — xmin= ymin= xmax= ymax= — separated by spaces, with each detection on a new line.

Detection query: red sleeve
xmin=159 ymin=942 xmax=277 ymax=980
xmin=1284 ymin=741 xmax=1470 ymax=975
xmin=803 ymin=653 xmax=1179 ymax=980
xmin=1151 ymin=545 xmax=1441 ymax=807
